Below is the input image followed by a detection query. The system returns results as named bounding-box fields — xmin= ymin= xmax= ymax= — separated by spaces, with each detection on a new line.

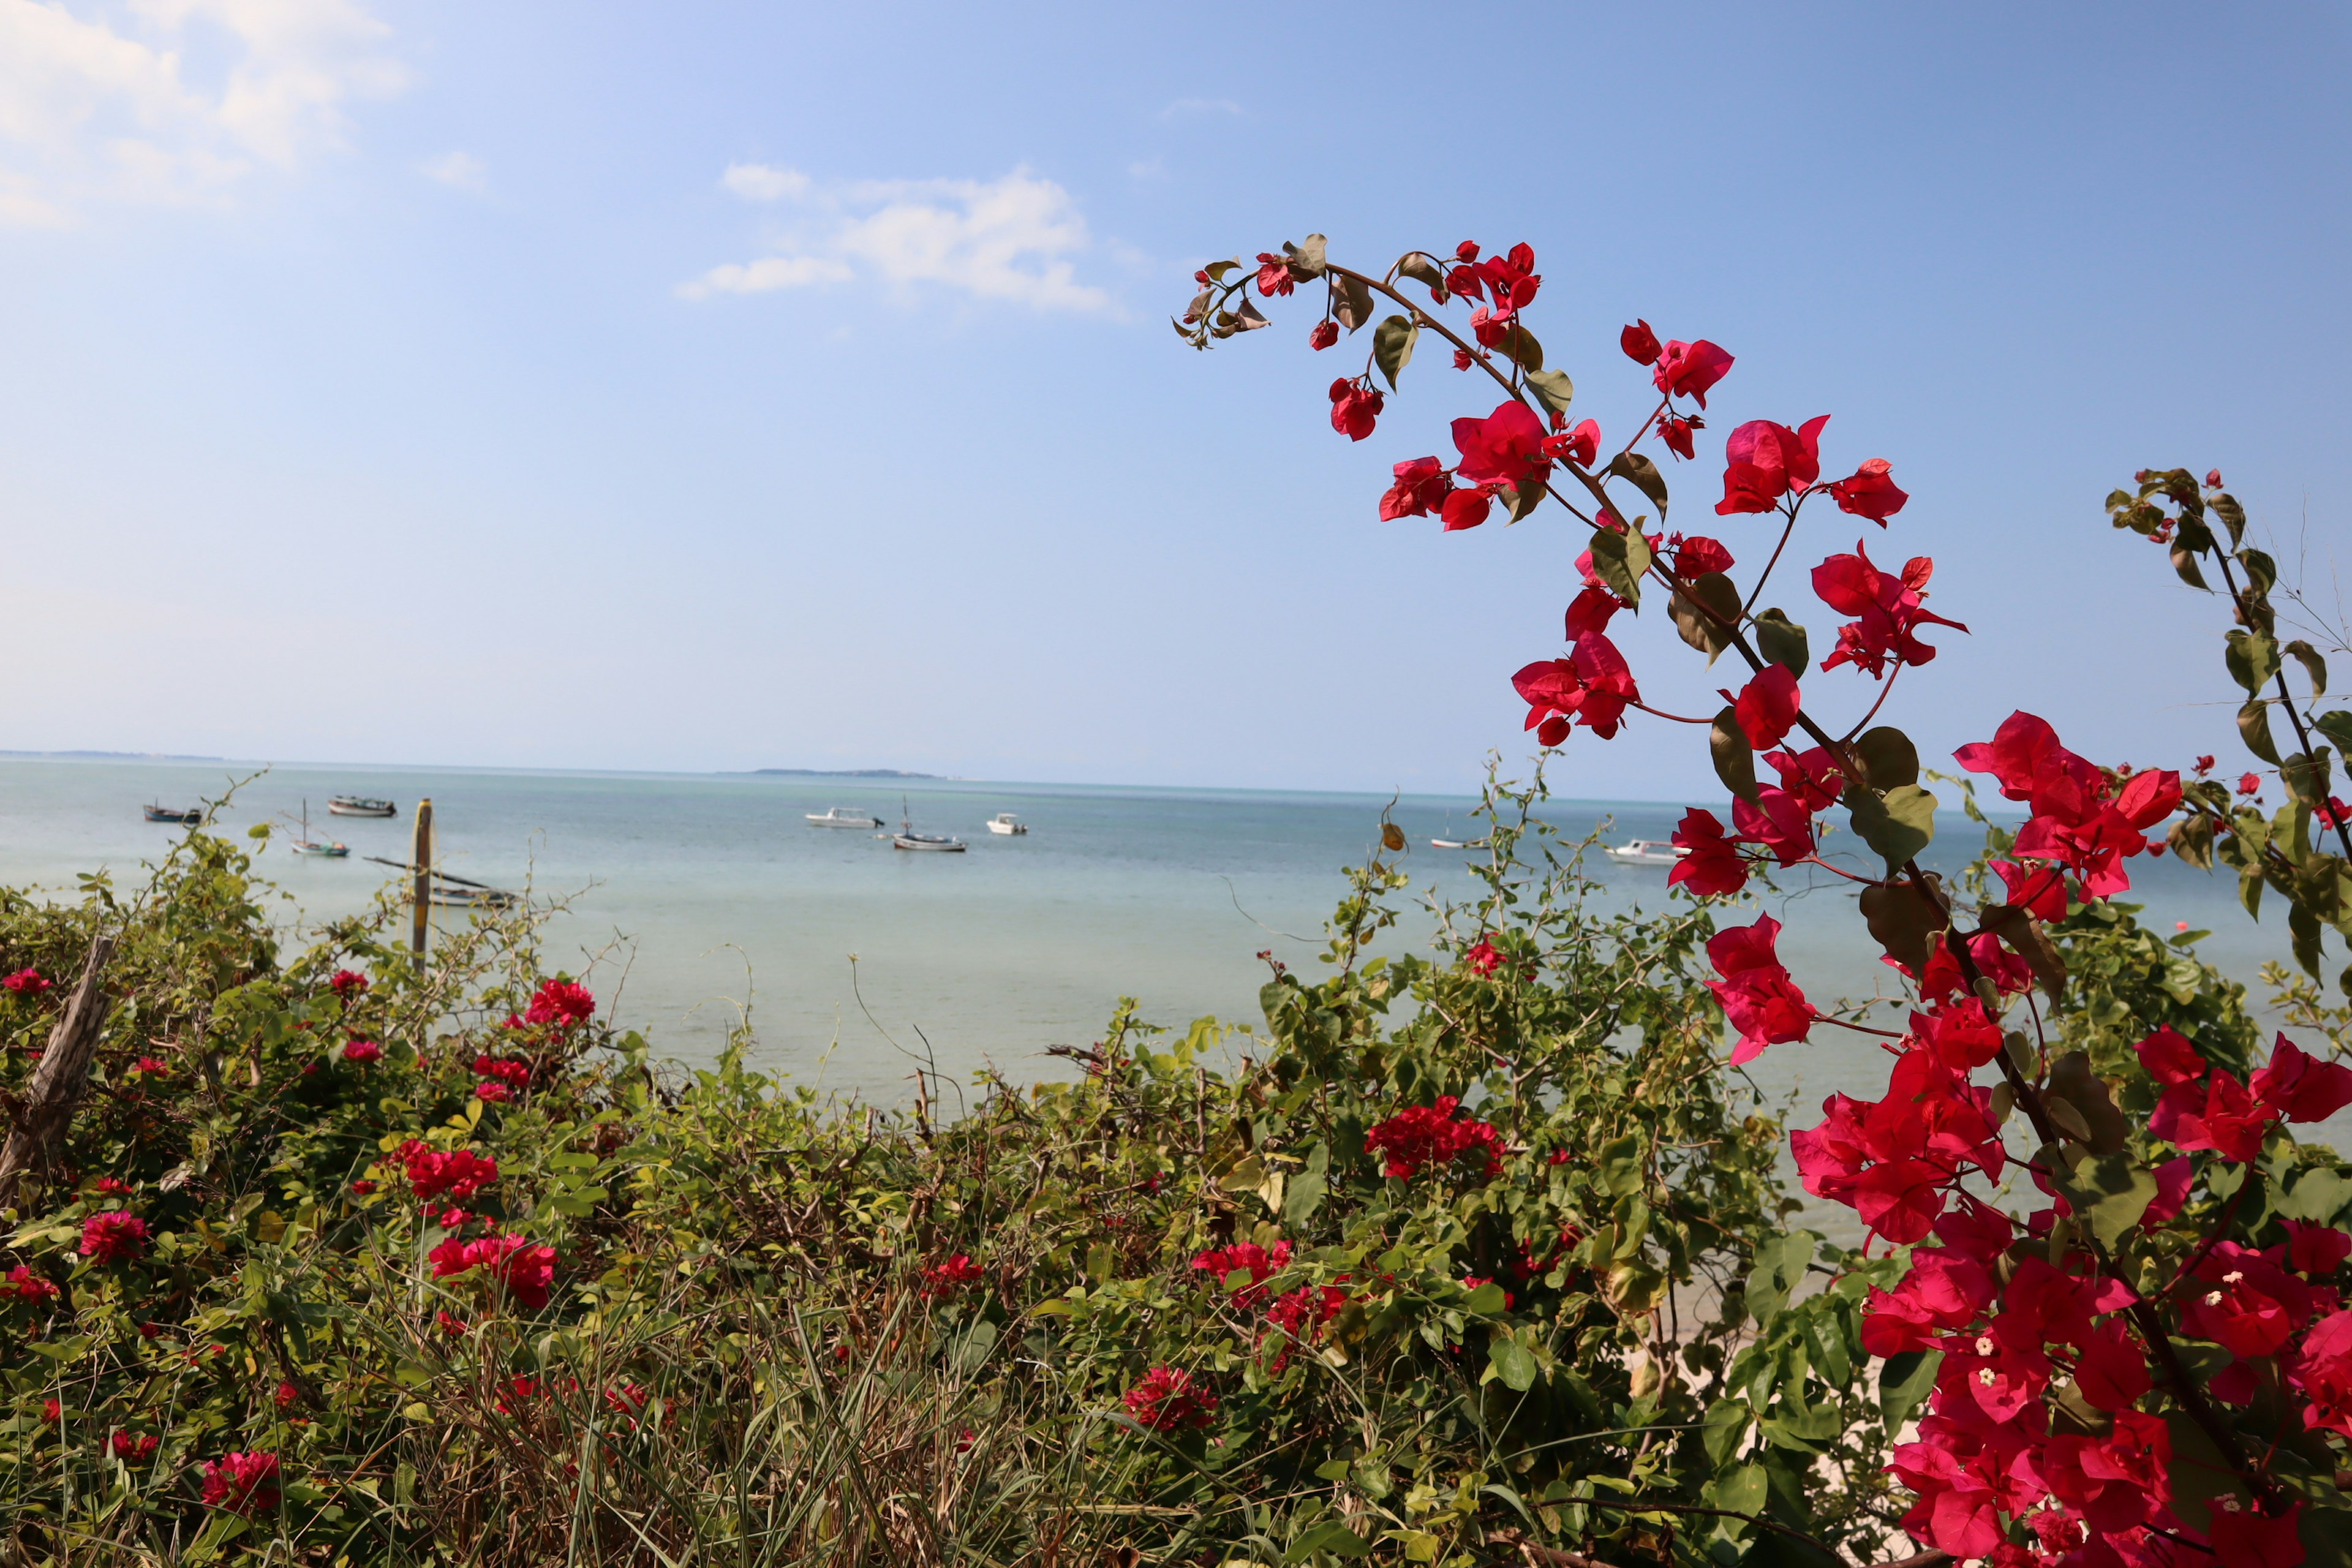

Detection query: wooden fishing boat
xmin=288 ymin=801 xmax=349 ymax=857
xmin=891 ymin=797 xmax=965 ymax=853
xmin=328 ymin=796 xmax=398 ymax=818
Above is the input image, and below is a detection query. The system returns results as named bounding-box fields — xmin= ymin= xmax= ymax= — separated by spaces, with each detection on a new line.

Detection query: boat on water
xmin=1605 ymin=839 xmax=1687 ymax=866
xmin=328 ymin=796 xmax=398 ymax=818
xmin=1429 ymin=837 xmax=1488 ymax=850
xmin=807 ymin=807 xmax=883 ymax=828
xmin=985 ymin=813 xmax=1028 ymax=836
xmin=891 ymin=797 xmax=965 ymax=853
xmin=143 ymin=803 xmax=201 ymax=824
xmin=287 ymin=801 xmax=349 ymax=858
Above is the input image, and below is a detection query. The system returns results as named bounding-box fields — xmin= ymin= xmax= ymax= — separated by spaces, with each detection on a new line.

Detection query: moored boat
xmin=1604 ymin=839 xmax=1687 ymax=866
xmin=891 ymin=797 xmax=966 ymax=853
xmin=287 ymin=801 xmax=349 ymax=857
xmin=143 ymin=803 xmax=202 ymax=824
xmin=807 ymin=807 xmax=883 ymax=828
xmin=985 ymin=813 xmax=1027 ymax=835
xmin=328 ymin=796 xmax=398 ymax=818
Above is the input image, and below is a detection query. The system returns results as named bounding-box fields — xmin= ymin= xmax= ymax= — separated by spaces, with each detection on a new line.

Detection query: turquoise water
xmin=0 ymin=756 xmax=2286 ymax=1126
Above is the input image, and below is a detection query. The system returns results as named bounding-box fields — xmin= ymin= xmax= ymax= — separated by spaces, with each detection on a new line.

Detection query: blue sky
xmin=1 ymin=1 xmax=2346 ymax=798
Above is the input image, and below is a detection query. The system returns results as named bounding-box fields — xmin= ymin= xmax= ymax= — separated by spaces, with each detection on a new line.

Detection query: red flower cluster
xmin=1651 ymin=337 xmax=1735 ymax=407
xmin=328 ymin=968 xmax=369 ymax=999
xmin=1191 ymin=1238 xmax=1294 ymax=1310
xmin=110 ymin=1431 xmax=159 ymax=1461
xmin=4 ymin=1263 xmax=59 ymax=1302
xmin=3 ymin=967 xmax=51 ymax=995
xmin=79 ymin=1211 xmax=148 ymax=1265
xmin=130 ymin=1055 xmax=168 ymax=1076
xmin=1956 ymin=712 xmax=2180 ymax=900
xmin=399 ymin=1142 xmax=499 ymax=1203
xmin=200 ymin=1450 xmax=281 ymax=1514
xmin=428 ymin=1232 xmax=557 ymax=1310
xmin=1464 ymin=937 xmax=1504 ymax=976
xmin=1329 ymin=377 xmax=1385 ymax=441
xmin=1814 ymin=542 xmax=1966 ymax=678
xmin=2142 ymin=1029 xmax=2352 ymax=1163
xmin=922 ymin=1253 xmax=984 ymax=1298
xmin=1703 ymin=916 xmax=1815 ymax=1065
xmin=1364 ymin=1096 xmax=1504 ymax=1182
xmin=475 ymin=1054 xmax=532 ymax=1095
xmin=342 ymin=1039 xmax=382 ymax=1065
xmin=524 ymin=978 xmax=595 ymax=1030
xmin=1512 ymin=633 xmax=1639 ymax=748
xmin=1122 ymin=1366 xmax=1216 ymax=1432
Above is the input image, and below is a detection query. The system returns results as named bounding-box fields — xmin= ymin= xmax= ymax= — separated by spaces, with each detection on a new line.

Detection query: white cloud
xmin=681 ymin=167 xmax=1111 ymax=314
xmin=419 ymin=149 xmax=484 ymax=191
xmin=0 ymin=0 xmax=405 ymax=225
xmin=720 ymin=161 xmax=807 ymax=202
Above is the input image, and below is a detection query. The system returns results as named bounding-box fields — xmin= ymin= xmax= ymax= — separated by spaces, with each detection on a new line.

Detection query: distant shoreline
xmin=742 ymin=767 xmax=940 ymax=779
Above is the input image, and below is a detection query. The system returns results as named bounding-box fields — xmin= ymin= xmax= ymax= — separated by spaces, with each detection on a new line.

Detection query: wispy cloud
xmin=680 ymin=165 xmax=1111 ymax=314
xmin=1159 ymin=97 xmax=1242 ymax=119
xmin=0 ymin=0 xmax=406 ymax=226
xmin=420 ymin=149 xmax=485 ymax=191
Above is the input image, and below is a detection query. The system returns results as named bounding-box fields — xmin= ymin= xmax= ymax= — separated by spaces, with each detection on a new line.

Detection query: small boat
xmin=1429 ymin=838 xmax=1488 ymax=850
xmin=1605 ymin=839 xmax=1687 ymax=867
xmin=807 ymin=807 xmax=883 ymax=829
xmin=426 ymin=884 xmax=519 ymax=910
xmin=985 ymin=813 xmax=1028 ymax=836
xmin=892 ymin=797 xmax=965 ymax=853
xmin=143 ymin=803 xmax=201 ymax=824
xmin=328 ymin=796 xmax=398 ymax=818
xmin=288 ymin=801 xmax=349 ymax=858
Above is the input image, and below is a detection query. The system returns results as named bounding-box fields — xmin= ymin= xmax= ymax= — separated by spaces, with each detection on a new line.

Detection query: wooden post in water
xmin=410 ymin=799 xmax=434 ymax=971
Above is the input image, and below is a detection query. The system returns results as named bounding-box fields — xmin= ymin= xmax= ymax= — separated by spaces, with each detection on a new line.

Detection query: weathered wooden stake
xmin=0 ymin=933 xmax=117 ymax=1208
xmin=410 ymin=798 xmax=434 ymax=971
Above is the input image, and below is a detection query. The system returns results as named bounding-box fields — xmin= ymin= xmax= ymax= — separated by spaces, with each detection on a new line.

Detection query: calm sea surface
xmin=0 ymin=756 xmax=2303 ymax=1200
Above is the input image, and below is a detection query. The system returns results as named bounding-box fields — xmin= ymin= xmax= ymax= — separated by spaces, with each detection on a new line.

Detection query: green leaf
xmin=1286 ymin=1521 xmax=1371 ymax=1561
xmin=2242 ymin=698 xmax=2283 ymax=764
xmin=1489 ymin=1333 xmax=1537 ymax=1391
xmin=1330 ymin=272 xmax=1374 ymax=333
xmin=2046 ymin=1147 xmax=2157 ymax=1247
xmin=1500 ymin=322 xmax=1543 ymax=373
xmin=1852 ymin=726 xmax=1920 ymax=791
xmin=2293 ymin=902 xmax=2324 ymax=978
xmin=1743 ymin=1231 xmax=1815 ymax=1322
xmin=1587 ymin=525 xmax=1651 ymax=607
xmin=1702 ymin=1398 xmax=1754 ymax=1468
xmin=1672 ymin=573 xmax=1742 ymax=663
xmin=1879 ymin=1349 xmax=1939 ymax=1433
xmin=1281 ymin=1141 xmax=1329 ymax=1229
xmin=1283 ymin=233 xmax=1327 ymax=277
xmin=1736 ymin=1531 xmax=1845 ymax=1568
xmin=2283 ymin=749 xmax=2333 ymax=810
xmin=2288 ymin=639 xmax=2329 ymax=698
xmin=1753 ymin=609 xmax=1808 ymax=679
xmin=1858 ymin=876 xmax=1947 ymax=973
xmin=1525 ymin=368 xmax=1575 ymax=417
xmin=2278 ymin=1166 xmax=2352 ymax=1225
xmin=1371 ymin=315 xmax=1417 ymax=390
xmin=1606 ymin=452 xmax=1669 ymax=518
xmin=1845 ymin=784 xmax=1937 ymax=873
xmin=1709 ymin=1462 xmax=1767 ymax=1521
xmin=1464 ymin=1281 xmax=1510 ymax=1316
xmin=1598 ymin=1133 xmax=1643 ymax=1196
xmin=1395 ymin=254 xmax=1447 ymax=300
xmin=2316 ymin=711 xmax=2352 ymax=755
xmin=2226 ymin=631 xmax=2281 ymax=694
xmin=2171 ymin=543 xmax=2209 ymax=590
xmin=2164 ymin=1411 xmax=2248 ymax=1532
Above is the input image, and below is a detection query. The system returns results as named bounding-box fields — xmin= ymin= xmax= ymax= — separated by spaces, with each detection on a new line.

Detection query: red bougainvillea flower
xmin=402 ymin=1144 xmax=499 ymax=1202
xmin=350 ymin=1179 xmax=375 ymax=1196
xmin=1668 ymin=809 xmax=1747 ymax=897
xmin=1191 ymin=1239 xmax=1294 ymax=1309
xmin=1727 ymin=665 xmax=1801 ymax=750
xmin=1307 ymin=318 xmax=1338 ymax=351
xmin=1464 ymin=937 xmax=1504 ymax=976
xmin=1452 ymin=400 xmax=1551 ymax=490
xmin=1512 ymin=633 xmax=1639 ymax=744
xmin=922 ymin=1253 xmax=985 ymax=1299
xmin=40 ymin=1397 xmax=59 ymax=1422
xmin=1619 ymin=320 xmax=1662 ymax=365
xmin=110 ymin=1431 xmax=159 ymax=1461
xmin=328 ymin=968 xmax=369 ymax=998
xmin=1668 ymin=533 xmax=1735 ymax=579
xmin=1123 ymin=1367 xmax=1216 ymax=1432
xmin=4 ymin=1262 xmax=59 ymax=1302
xmin=1541 ymin=418 xmax=1599 ymax=469
xmin=131 ymin=1055 xmax=168 ymax=1076
xmin=2181 ymin=1240 xmax=2324 ymax=1358
xmin=524 ymin=978 xmax=595 ymax=1030
xmin=1658 ymin=416 xmax=1696 ymax=461
xmin=1705 ymin=915 xmax=1815 ymax=1065
xmin=1252 ymin=252 xmax=1292 ymax=297
xmin=1379 ymin=456 xmax=1453 ymax=521
xmin=1732 ymin=786 xmax=1817 ymax=866
xmin=80 ymin=1211 xmax=148 ymax=1265
xmin=1328 ymin=378 xmax=1384 ymax=441
xmin=1714 ymin=417 xmax=1828 ymax=516
xmin=1441 ymin=485 xmax=1496 ymax=532
xmin=2252 ymin=1034 xmax=2352 ymax=1122
xmin=2209 ymin=1502 xmax=2305 ymax=1568
xmin=1826 ymin=458 xmax=1910 ymax=522
xmin=1762 ymin=747 xmax=1844 ymax=812
xmin=273 ymin=1380 xmax=299 ymax=1409
xmin=2286 ymin=1219 xmax=2352 ymax=1277
xmin=2237 ymin=772 xmax=2261 ymax=796
xmin=475 ymin=1080 xmax=513 ymax=1103
xmin=1989 ymin=858 xmax=2067 ymax=921
xmin=95 ymin=1176 xmax=131 ymax=1196
xmin=2296 ymin=1308 xmax=2352 ymax=1437
xmin=1653 ymin=339 xmax=1735 ymax=407
xmin=1365 ymin=1096 xmax=1504 ymax=1182
xmin=1814 ymin=543 xmax=1968 ymax=677
xmin=428 ymin=1232 xmax=557 ymax=1310
xmin=1956 ymin=712 xmax=2177 ymax=900
xmin=475 ymin=1055 xmax=532 ymax=1088
xmin=2 ymin=968 xmax=51 ymax=995
xmin=200 ymin=1450 xmax=281 ymax=1514
xmin=435 ymin=1310 xmax=469 ymax=1336
xmin=341 ymin=1039 xmax=382 ymax=1065
xmin=2150 ymin=1069 xmax=2272 ymax=1162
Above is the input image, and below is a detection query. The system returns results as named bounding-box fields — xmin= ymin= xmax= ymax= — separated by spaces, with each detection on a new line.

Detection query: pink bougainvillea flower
xmin=1328 ymin=378 xmax=1384 ymax=441
xmin=80 ymin=1211 xmax=148 ymax=1265
xmin=200 ymin=1450 xmax=281 ymax=1514
xmin=1379 ymin=456 xmax=1453 ymax=521
xmin=1814 ymin=543 xmax=1967 ymax=678
xmin=1512 ymin=633 xmax=1638 ymax=744
xmin=921 ymin=1253 xmax=986 ymax=1299
xmin=1762 ymin=747 xmax=1844 ymax=812
xmin=3 ymin=967 xmax=51 ymax=995
xmin=1440 ymin=486 xmax=1495 ymax=532
xmin=1653 ymin=339 xmax=1735 ymax=407
xmin=2208 ymin=1502 xmax=2305 ymax=1568
xmin=1452 ymin=400 xmax=1551 ymax=491
xmin=1727 ymin=665 xmax=1801 ymax=750
xmin=2150 ymin=1069 xmax=2273 ymax=1163
xmin=273 ymin=1380 xmax=299 ymax=1409
xmin=524 ymin=978 xmax=596 ymax=1030
xmin=341 ymin=1039 xmax=382 ymax=1065
xmin=1989 ymin=858 xmax=2067 ymax=921
xmin=428 ymin=1232 xmax=557 ymax=1310
xmin=2252 ymin=1034 xmax=2352 ymax=1122
xmin=2286 ymin=1219 xmax=2352 ymax=1277
xmin=1123 ymin=1367 xmax=1216 ymax=1432
xmin=1541 ymin=418 xmax=1599 ymax=469
xmin=1668 ymin=533 xmax=1734 ymax=579
xmin=4 ymin=1262 xmax=59 ymax=1302
xmin=1713 ymin=416 xmax=1829 ymax=516
xmin=1364 ymin=1096 xmax=1504 ymax=1182
xmin=1826 ymin=458 xmax=1909 ymax=522
xmin=1253 ymin=252 xmax=1293 ymax=298
xmin=2237 ymin=772 xmax=2262 ymax=796
xmin=1307 ymin=318 xmax=1338 ymax=351
xmin=1658 ymin=415 xmax=1696 ymax=461
xmin=1705 ymin=915 xmax=1815 ymax=1065
xmin=1668 ymin=808 xmax=1747 ymax=897
xmin=475 ymin=1080 xmax=512 ymax=1103
xmin=1191 ymin=1239 xmax=1294 ymax=1309
xmin=1732 ymin=786 xmax=1816 ymax=867
xmin=1563 ymin=584 xmax=1620 ymax=640
xmin=1955 ymin=713 xmax=2177 ymax=900
xmin=475 ymin=1055 xmax=532 ymax=1088
xmin=130 ymin=1056 xmax=169 ymax=1076
xmin=2133 ymin=1025 xmax=2206 ymax=1085
xmin=1464 ymin=937 xmax=1504 ymax=976
xmin=1619 ymin=320 xmax=1662 ymax=365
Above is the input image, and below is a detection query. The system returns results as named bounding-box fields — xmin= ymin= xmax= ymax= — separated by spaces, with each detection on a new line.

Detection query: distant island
xmin=0 ymin=750 xmax=227 ymax=762
xmin=747 ymin=767 xmax=940 ymax=778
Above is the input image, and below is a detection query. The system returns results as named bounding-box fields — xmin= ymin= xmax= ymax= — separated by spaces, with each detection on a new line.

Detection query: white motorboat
xmin=891 ymin=796 xmax=965 ymax=853
xmin=986 ymin=813 xmax=1028 ymax=835
xmin=1429 ymin=837 xmax=1488 ymax=850
xmin=328 ymin=796 xmax=398 ymax=818
xmin=807 ymin=807 xmax=883 ymax=828
xmin=1605 ymin=839 xmax=1687 ymax=867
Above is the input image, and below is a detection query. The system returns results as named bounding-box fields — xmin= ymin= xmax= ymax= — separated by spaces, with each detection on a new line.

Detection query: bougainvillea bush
xmin=1182 ymin=231 xmax=2352 ymax=1567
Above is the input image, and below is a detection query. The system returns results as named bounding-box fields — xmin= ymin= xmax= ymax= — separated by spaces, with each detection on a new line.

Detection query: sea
xmin=0 ymin=755 xmax=2312 ymax=1237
